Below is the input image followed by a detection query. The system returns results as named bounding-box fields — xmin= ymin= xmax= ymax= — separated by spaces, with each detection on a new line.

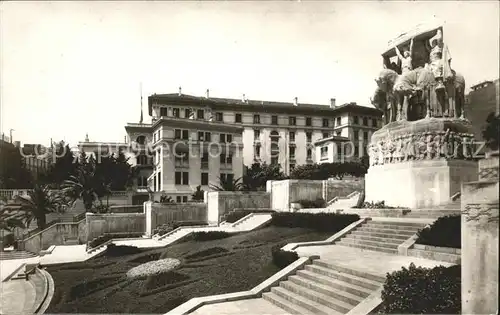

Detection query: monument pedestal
xmin=365 ymin=118 xmax=478 ymax=209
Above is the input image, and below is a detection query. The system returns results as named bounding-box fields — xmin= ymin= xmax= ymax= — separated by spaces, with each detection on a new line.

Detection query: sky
xmin=1 ymin=1 xmax=499 ymax=146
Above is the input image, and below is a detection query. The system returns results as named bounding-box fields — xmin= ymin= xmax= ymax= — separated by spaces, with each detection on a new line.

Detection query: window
xmin=185 ymin=108 xmax=192 ymax=118
xmin=174 ymin=129 xmax=181 ymax=139
xmin=227 ymin=134 xmax=233 ymax=143
xmin=137 ymin=155 xmax=148 ymax=165
xmin=153 ymin=132 xmax=157 ymax=143
xmin=201 ymin=173 xmax=209 ymax=185
xmin=137 ymin=176 xmax=148 ymax=187
xmin=136 ymin=135 xmax=146 ymax=144
xmin=254 ymin=129 xmax=260 ymax=141
xmin=271 ymin=157 xmax=278 ymax=165
xmin=289 ymin=146 xmax=295 ymax=159
xmin=363 ymin=131 xmax=369 ymax=141
xmin=220 ymin=153 xmax=226 ymax=164
xmin=182 ymin=196 xmax=188 ymax=203
xmin=201 ymin=152 xmax=209 ymax=162
xmin=354 ymin=130 xmax=359 ymax=140
xmin=220 ymin=134 xmax=226 ymax=143
xmin=255 ymin=145 xmax=261 ymax=157
xmin=289 ymin=116 xmax=296 ymax=126
xmin=306 ymin=132 xmax=312 ymax=143
xmin=306 ymin=149 xmax=312 ymax=160
xmin=321 ymin=146 xmax=328 ymax=158
xmin=337 ymin=145 xmax=342 ymax=158
xmin=363 ymin=117 xmax=368 ymax=126
xmin=235 ymin=113 xmax=242 ymax=123
xmin=176 ymin=196 xmax=181 ymax=203
xmin=253 ymin=114 xmax=260 ymax=124
xmin=289 ymin=131 xmax=295 ymax=142
xmin=322 ymin=118 xmax=329 ymax=127
xmin=215 ymin=112 xmax=223 ymax=122
xmin=197 ymin=131 xmax=211 ymax=142
xmin=227 ymin=154 xmax=233 ymax=164
xmin=205 ymin=132 xmax=211 ymax=142
xmin=160 ymin=107 xmax=168 ymax=117
xmin=173 ymin=108 xmax=180 ymax=118
xmin=305 ymin=117 xmax=312 ymax=126
xmin=353 ymin=116 xmax=359 ymax=124
xmin=157 ymin=171 xmax=161 ymax=189
xmin=336 ymin=117 xmax=341 ymax=126
xmin=372 ymin=118 xmax=378 ymax=128
xmin=175 ymin=171 xmax=189 ymax=185
xmin=154 ymin=174 xmax=157 ymax=191
xmin=272 ymin=115 xmax=278 ymax=125
xmin=290 ymin=164 xmax=295 ymax=170
xmin=336 ymin=130 xmax=341 ymax=137
xmin=197 ymin=109 xmax=204 ymax=119
xmin=220 ymin=173 xmax=227 ymax=182
xmin=182 ymin=130 xmax=189 ymax=140
xmin=354 ymin=145 xmax=359 ymax=157
xmin=323 ymin=132 xmax=329 ymax=139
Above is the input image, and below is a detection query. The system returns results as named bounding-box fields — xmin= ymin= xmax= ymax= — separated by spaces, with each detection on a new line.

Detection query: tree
xmin=482 ymin=112 xmax=500 ymax=151
xmin=209 ymin=176 xmax=244 ymax=191
xmin=289 ymin=162 xmax=367 ymax=180
xmin=61 ymin=155 xmax=111 ymax=212
xmin=243 ymin=162 xmax=287 ymax=191
xmin=42 ymin=142 xmax=78 ymax=187
xmin=192 ymin=185 xmax=205 ymax=201
xmin=94 ymin=151 xmax=137 ymax=191
xmin=16 ymin=184 xmax=68 ymax=230
xmin=0 ymin=143 xmax=34 ymax=189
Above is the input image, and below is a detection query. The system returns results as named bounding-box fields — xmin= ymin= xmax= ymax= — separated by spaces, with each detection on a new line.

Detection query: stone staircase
xmin=0 ymin=250 xmax=38 ymax=260
xmin=263 ymin=260 xmax=385 ymax=314
xmin=231 ymin=213 xmax=272 ymax=231
xmin=335 ymin=220 xmax=427 ymax=254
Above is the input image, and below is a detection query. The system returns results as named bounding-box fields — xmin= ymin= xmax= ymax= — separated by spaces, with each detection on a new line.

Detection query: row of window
xmin=173 ymin=129 xmax=234 ymax=143
xmin=254 ymin=130 xmax=340 ymax=142
xmin=174 ymin=171 xmax=233 ymax=186
xmin=158 ymin=106 xmax=378 ymax=128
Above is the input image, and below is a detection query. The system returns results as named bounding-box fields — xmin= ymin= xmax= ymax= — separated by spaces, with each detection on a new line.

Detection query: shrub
xmin=153 ymin=221 xmax=208 ymax=236
xmin=416 ymin=215 xmax=461 ymax=248
xmin=225 ymin=210 xmax=275 ymax=223
xmin=190 ymin=231 xmax=232 ymax=241
xmin=380 ymin=263 xmax=461 ymax=314
xmin=104 ymin=244 xmax=142 ymax=257
xmin=289 ymin=162 xmax=367 ymax=180
xmin=293 ymin=198 xmax=326 ymax=209
xmin=271 ymin=245 xmax=299 ymax=269
xmin=270 ymin=212 xmax=359 ymax=232
xmin=185 ymin=247 xmax=228 ymax=260
xmin=127 ymin=258 xmax=181 ymax=279
xmin=1 ymin=233 xmax=15 ymax=248
xmin=353 ymin=200 xmax=405 ymax=209
xmin=87 ymin=232 xmax=145 ymax=249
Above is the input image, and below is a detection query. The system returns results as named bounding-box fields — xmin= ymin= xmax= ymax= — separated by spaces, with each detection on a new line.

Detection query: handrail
xmin=22 ymin=219 xmax=61 ymax=239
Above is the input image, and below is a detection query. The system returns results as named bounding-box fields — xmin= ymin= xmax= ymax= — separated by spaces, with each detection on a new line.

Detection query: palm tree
xmin=191 ymin=185 xmax=205 ymax=201
xmin=209 ymin=176 xmax=244 ymax=191
xmin=61 ymin=157 xmax=111 ymax=212
xmin=16 ymin=184 xmax=68 ymax=230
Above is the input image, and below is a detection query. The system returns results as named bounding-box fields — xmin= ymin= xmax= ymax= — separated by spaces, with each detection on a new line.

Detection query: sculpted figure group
xmin=371 ymin=27 xmax=466 ymax=125
xmin=368 ymin=130 xmax=475 ymax=166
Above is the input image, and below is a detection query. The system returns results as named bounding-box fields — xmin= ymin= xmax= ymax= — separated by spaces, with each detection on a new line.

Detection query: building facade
xmin=148 ymin=89 xmax=382 ymax=175
xmin=464 ymin=79 xmax=500 ymax=140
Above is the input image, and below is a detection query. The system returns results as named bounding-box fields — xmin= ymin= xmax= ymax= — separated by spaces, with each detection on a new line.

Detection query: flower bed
xmin=126 ymin=258 xmax=181 ymax=279
xmin=416 ymin=215 xmax=461 ymax=248
xmin=270 ymin=212 xmax=360 ymax=232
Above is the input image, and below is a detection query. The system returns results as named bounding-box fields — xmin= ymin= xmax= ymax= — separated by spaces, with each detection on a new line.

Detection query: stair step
xmin=271 ymin=286 xmax=342 ymax=315
xmin=262 ymin=292 xmax=316 ymax=315
xmin=339 ymin=238 xmax=400 ymax=249
xmin=367 ymin=221 xmax=427 ymax=228
xmin=304 ymin=264 xmax=382 ymax=290
xmin=288 ymin=275 xmax=364 ymax=306
xmin=313 ymin=260 xmax=386 ymax=283
xmin=336 ymin=242 xmax=397 ymax=254
xmin=350 ymin=230 xmax=411 ymax=240
xmin=280 ymin=281 xmax=354 ymax=313
xmin=364 ymin=223 xmax=423 ymax=231
xmin=346 ymin=233 xmax=405 ymax=244
xmin=359 ymin=227 xmax=417 ymax=235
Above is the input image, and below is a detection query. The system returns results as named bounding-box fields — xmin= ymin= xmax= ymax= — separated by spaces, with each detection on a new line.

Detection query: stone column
xmin=461 ymin=152 xmax=499 ymax=314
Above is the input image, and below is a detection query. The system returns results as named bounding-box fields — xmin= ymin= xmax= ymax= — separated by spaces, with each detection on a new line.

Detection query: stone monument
xmin=365 ymin=21 xmax=478 ymax=209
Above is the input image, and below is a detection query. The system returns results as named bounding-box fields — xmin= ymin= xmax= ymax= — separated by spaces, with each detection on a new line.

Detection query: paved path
xmin=191 ymin=298 xmax=287 ymax=315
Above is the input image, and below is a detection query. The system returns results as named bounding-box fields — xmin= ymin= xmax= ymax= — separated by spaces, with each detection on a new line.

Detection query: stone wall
xmin=206 ymin=191 xmax=270 ymax=225
xmin=461 ymin=176 xmax=499 ymax=314
xmin=108 ymin=205 xmax=143 ymax=213
xmin=20 ymin=220 xmax=85 ymax=253
xmin=86 ymin=213 xmax=145 ymax=241
xmin=144 ymin=202 xmax=207 ymax=236
xmin=323 ymin=178 xmax=364 ymax=202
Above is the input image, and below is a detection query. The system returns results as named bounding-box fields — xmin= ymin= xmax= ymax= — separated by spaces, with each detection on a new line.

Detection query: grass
xmin=45 ymin=226 xmax=332 ymax=314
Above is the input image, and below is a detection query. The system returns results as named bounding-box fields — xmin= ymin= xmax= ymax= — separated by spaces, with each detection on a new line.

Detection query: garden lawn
xmin=45 ymin=226 xmax=331 ymax=314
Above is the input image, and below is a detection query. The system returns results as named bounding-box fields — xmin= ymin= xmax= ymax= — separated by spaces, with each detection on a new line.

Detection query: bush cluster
xmin=271 ymin=245 xmax=299 ymax=269
xmin=289 ymin=162 xmax=367 ymax=180
xmin=1 ymin=233 xmax=15 ymax=248
xmin=153 ymin=221 xmax=208 ymax=236
xmin=353 ymin=200 xmax=403 ymax=209
xmin=416 ymin=215 xmax=461 ymax=248
xmin=87 ymin=232 xmax=144 ymax=249
xmin=293 ymin=198 xmax=326 ymax=208
xmin=380 ymin=263 xmax=461 ymax=314
xmin=270 ymin=212 xmax=359 ymax=232
xmin=190 ymin=231 xmax=232 ymax=241
xmin=225 ymin=210 xmax=275 ymax=223
xmin=104 ymin=244 xmax=142 ymax=257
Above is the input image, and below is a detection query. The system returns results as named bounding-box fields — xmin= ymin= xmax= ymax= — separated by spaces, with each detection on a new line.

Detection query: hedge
xmin=104 ymin=244 xmax=142 ymax=257
xmin=289 ymin=162 xmax=367 ymax=180
xmin=416 ymin=215 xmax=461 ymax=248
xmin=153 ymin=221 xmax=208 ymax=236
xmin=271 ymin=245 xmax=299 ymax=269
xmin=87 ymin=232 xmax=145 ymax=249
xmin=380 ymin=263 xmax=461 ymax=314
xmin=270 ymin=212 xmax=359 ymax=232
xmin=293 ymin=198 xmax=326 ymax=208
xmin=190 ymin=231 xmax=232 ymax=241
xmin=225 ymin=210 xmax=275 ymax=223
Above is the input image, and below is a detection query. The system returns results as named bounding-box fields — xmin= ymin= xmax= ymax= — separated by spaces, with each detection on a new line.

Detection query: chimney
xmin=293 ymin=97 xmax=298 ymax=106
xmin=330 ymin=98 xmax=336 ymax=108
xmin=178 ymin=87 xmax=182 ymax=96
xmin=205 ymin=89 xmax=210 ymax=99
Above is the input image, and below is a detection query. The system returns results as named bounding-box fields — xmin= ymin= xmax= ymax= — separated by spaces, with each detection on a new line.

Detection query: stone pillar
xmin=461 ymin=152 xmax=499 ymax=314
xmin=144 ymin=201 xmax=153 ymax=237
